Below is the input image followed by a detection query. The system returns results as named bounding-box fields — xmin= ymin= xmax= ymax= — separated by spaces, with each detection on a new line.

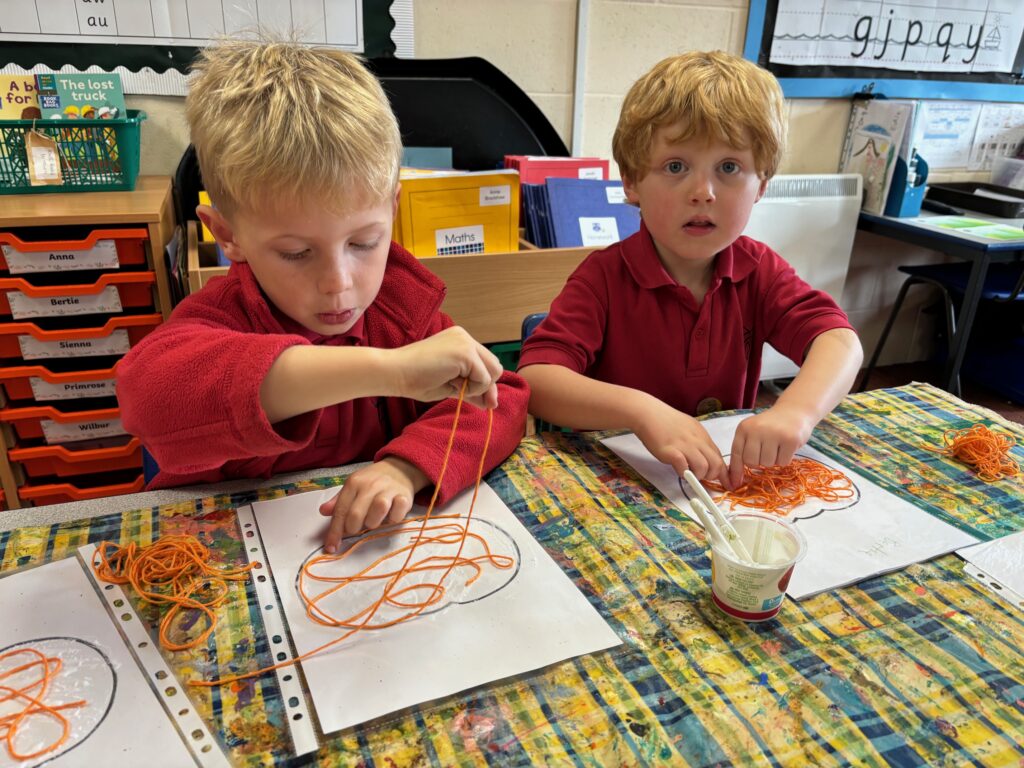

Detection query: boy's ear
xmin=621 ymin=175 xmax=641 ymax=206
xmin=196 ymin=205 xmax=247 ymax=263
xmin=755 ymin=176 xmax=769 ymax=203
xmin=392 ymin=183 xmax=401 ymax=217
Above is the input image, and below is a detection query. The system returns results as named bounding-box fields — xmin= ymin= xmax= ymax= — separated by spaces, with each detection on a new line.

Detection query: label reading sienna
xmin=2 ymin=240 xmax=119 ymax=273
xmin=30 ymin=376 xmax=117 ymax=401
xmin=42 ymin=416 xmax=126 ymax=444
xmin=19 ymin=329 xmax=131 ymax=360
xmin=7 ymin=286 xmax=123 ymax=319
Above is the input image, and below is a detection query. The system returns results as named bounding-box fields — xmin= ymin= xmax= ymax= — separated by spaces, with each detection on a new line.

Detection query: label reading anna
xmin=3 ymin=240 xmax=119 ymax=274
xmin=479 ymin=185 xmax=511 ymax=207
xmin=7 ymin=286 xmax=123 ymax=319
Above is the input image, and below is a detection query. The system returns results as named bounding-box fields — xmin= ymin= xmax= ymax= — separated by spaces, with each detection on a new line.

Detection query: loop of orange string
xmin=927 ymin=423 xmax=1020 ymax=483
xmin=706 ymin=458 xmax=855 ymax=515
xmin=92 ymin=535 xmax=257 ymax=652
xmin=187 ymin=380 xmax=497 ymax=688
xmin=0 ymin=647 xmax=87 ymax=761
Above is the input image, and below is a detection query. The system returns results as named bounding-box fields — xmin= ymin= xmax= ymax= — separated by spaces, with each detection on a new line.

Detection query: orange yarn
xmin=0 ymin=647 xmax=87 ymax=761
xmin=706 ymin=458 xmax=855 ymax=515
xmin=192 ymin=381 xmax=497 ymax=688
xmin=928 ymin=423 xmax=1020 ymax=483
xmin=92 ymin=535 xmax=256 ymax=652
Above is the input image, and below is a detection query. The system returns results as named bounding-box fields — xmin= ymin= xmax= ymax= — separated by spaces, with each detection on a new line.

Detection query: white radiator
xmin=743 ymin=174 xmax=862 ymax=381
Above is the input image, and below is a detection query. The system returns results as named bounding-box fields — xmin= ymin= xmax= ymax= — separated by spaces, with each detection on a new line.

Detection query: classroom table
xmin=1 ymin=383 xmax=1022 ymax=766
xmin=857 ymin=211 xmax=1024 ymax=397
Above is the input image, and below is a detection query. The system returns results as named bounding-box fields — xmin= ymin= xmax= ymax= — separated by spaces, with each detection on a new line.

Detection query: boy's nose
xmin=318 ymin=255 xmax=354 ymax=294
xmin=689 ymin=173 xmax=715 ymax=203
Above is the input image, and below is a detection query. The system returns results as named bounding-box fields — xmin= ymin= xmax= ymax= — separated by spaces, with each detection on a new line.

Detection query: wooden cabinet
xmin=0 ymin=176 xmax=175 ymax=510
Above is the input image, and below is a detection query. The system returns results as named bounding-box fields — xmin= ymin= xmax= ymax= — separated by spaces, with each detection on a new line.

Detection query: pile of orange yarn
xmin=928 ymin=423 xmax=1020 ymax=483
xmin=92 ymin=534 xmax=256 ymax=652
xmin=706 ymin=458 xmax=855 ymax=515
xmin=0 ymin=646 xmax=86 ymax=761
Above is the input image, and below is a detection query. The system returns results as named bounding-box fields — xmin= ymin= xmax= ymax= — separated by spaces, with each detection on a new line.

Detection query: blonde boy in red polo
xmin=117 ymin=41 xmax=529 ymax=552
xmin=519 ymin=51 xmax=862 ymax=488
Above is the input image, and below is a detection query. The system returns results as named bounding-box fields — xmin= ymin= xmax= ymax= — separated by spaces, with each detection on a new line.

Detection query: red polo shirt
xmin=518 ymin=222 xmax=853 ymax=414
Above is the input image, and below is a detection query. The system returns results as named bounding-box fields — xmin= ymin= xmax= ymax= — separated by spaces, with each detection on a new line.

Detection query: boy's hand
xmin=634 ymin=401 xmax=728 ymax=486
xmin=728 ymin=404 xmax=816 ymax=488
xmin=319 ymin=457 xmax=430 ymax=554
xmin=391 ymin=326 xmax=503 ymax=409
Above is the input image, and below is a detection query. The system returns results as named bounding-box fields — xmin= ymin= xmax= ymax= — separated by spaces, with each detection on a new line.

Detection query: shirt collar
xmin=621 ymin=221 xmax=762 ymax=289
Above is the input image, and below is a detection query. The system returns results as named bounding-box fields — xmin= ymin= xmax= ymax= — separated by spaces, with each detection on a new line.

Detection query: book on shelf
xmin=0 ymin=75 xmax=40 ymax=120
xmin=839 ymin=99 xmax=915 ymax=215
xmin=34 ymin=73 xmax=126 ymax=120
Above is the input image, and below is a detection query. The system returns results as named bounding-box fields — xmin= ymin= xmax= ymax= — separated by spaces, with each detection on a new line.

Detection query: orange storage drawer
xmin=0 ymin=229 xmax=147 ymax=274
xmin=18 ymin=473 xmax=144 ymax=506
xmin=10 ymin=436 xmax=141 ymax=479
xmin=0 ymin=272 xmax=155 ymax=318
xmin=0 ymin=314 xmax=161 ymax=360
xmin=0 ymin=403 xmax=125 ymax=444
xmin=0 ymin=360 xmax=118 ymax=402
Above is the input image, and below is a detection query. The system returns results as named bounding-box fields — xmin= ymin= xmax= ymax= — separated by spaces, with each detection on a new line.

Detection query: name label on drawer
xmin=2 ymin=240 xmax=119 ymax=273
xmin=30 ymin=377 xmax=117 ymax=401
xmin=8 ymin=286 xmax=123 ymax=319
xmin=42 ymin=417 xmax=126 ymax=444
xmin=19 ymin=329 xmax=131 ymax=360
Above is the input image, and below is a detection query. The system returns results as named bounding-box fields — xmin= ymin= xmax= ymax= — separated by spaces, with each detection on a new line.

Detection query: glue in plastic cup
xmin=709 ymin=512 xmax=807 ymax=622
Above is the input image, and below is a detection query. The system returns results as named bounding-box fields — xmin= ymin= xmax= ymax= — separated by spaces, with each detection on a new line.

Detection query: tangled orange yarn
xmin=928 ymin=423 xmax=1020 ymax=482
xmin=706 ymin=458 xmax=855 ymax=515
xmin=0 ymin=647 xmax=86 ymax=761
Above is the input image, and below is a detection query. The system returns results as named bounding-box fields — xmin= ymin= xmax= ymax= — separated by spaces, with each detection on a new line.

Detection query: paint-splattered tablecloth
xmin=1 ymin=383 xmax=1022 ymax=766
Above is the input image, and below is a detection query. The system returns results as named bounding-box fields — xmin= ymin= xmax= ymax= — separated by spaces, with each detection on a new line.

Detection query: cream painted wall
xmin=130 ymin=0 xmax=976 ymax=365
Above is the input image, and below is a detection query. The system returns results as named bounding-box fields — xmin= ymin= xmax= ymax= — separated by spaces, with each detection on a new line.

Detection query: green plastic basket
xmin=0 ymin=110 xmax=146 ymax=194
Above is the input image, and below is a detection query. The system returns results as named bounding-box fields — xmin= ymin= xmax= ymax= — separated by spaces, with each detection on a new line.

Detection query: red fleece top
xmin=518 ymin=223 xmax=854 ymax=413
xmin=117 ymin=243 xmax=528 ymax=500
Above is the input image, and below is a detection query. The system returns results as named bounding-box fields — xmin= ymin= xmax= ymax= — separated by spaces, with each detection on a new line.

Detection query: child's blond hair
xmin=613 ymin=51 xmax=786 ymax=182
xmin=186 ymin=39 xmax=401 ymax=215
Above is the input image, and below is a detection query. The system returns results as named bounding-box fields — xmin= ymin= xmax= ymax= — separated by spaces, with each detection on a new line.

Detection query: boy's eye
xmin=665 ymin=160 xmax=685 ymax=174
xmin=351 ymin=239 xmax=381 ymax=252
xmin=720 ymin=161 xmax=740 ymax=174
xmin=279 ymin=249 xmax=311 ymax=261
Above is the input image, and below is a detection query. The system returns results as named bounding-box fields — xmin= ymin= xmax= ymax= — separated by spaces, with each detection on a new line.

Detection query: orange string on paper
xmin=92 ymin=535 xmax=256 ymax=652
xmin=190 ymin=381 xmax=497 ymax=688
xmin=927 ymin=423 xmax=1020 ymax=483
xmin=706 ymin=458 xmax=855 ymax=515
xmin=0 ymin=647 xmax=87 ymax=761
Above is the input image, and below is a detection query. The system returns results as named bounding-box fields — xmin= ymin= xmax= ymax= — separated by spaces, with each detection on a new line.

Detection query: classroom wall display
xmin=745 ymin=0 xmax=1024 ymax=101
xmin=243 ymin=482 xmax=622 ymax=737
xmin=0 ymin=0 xmax=412 ymax=95
xmin=0 ymin=556 xmax=228 ymax=768
xmin=602 ymin=414 xmax=978 ymax=600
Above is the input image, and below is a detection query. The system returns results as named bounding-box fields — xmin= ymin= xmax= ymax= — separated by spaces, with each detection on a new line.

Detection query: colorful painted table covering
xmin=1 ymin=384 xmax=1021 ymax=766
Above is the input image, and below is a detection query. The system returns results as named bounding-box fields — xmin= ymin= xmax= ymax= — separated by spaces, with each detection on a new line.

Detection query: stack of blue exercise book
xmin=522 ymin=178 xmax=640 ymax=249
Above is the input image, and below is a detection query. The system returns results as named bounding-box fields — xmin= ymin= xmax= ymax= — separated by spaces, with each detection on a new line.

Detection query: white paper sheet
xmin=250 ymin=482 xmax=622 ymax=735
xmin=0 ymin=557 xmax=203 ymax=768
xmin=602 ymin=414 xmax=978 ymax=600
xmin=958 ymin=531 xmax=1024 ymax=599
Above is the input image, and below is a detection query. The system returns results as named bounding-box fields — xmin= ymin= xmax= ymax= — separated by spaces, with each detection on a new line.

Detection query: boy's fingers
xmin=324 ymin=502 xmax=349 ymax=554
xmin=363 ymin=493 xmax=394 ymax=531
xmin=318 ymin=490 xmax=341 ymax=517
xmin=386 ymin=494 xmax=413 ymax=525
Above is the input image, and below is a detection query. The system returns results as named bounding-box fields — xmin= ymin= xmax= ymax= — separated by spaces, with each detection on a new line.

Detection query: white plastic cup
xmin=710 ymin=512 xmax=807 ymax=622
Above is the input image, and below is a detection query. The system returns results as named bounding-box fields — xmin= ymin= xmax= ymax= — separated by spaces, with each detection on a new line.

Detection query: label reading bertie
xmin=7 ymin=286 xmax=122 ymax=319
xmin=2 ymin=240 xmax=119 ymax=273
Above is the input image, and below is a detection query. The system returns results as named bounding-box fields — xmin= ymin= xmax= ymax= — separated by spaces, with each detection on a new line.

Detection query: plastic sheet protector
xmin=0 ymin=557 xmax=215 ymax=767
xmin=603 ymin=413 xmax=978 ymax=600
xmin=247 ymin=482 xmax=622 ymax=735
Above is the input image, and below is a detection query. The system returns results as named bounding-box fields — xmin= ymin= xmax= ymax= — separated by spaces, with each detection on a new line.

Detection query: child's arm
xmin=520 ymin=363 xmax=729 ymax=484
xmin=728 ymin=327 xmax=862 ymax=487
xmin=260 ymin=325 xmax=502 ymax=421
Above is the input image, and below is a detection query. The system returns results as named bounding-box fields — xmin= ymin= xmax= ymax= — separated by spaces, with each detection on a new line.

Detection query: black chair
xmin=859 ymin=261 xmax=1024 ymax=395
